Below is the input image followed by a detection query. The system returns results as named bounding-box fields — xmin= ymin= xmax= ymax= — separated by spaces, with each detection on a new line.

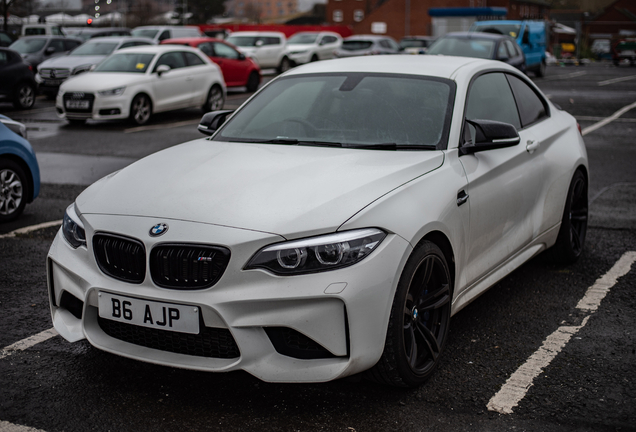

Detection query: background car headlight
xmin=62 ymin=204 xmax=86 ymax=248
xmin=98 ymin=87 xmax=126 ymax=96
xmin=72 ymin=65 xmax=93 ymax=75
xmin=245 ymin=228 xmax=386 ymax=275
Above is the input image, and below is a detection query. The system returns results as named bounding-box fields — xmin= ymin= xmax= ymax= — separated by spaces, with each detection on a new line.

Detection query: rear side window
xmin=184 ymin=52 xmax=205 ymax=66
xmin=506 ymin=74 xmax=548 ymax=128
xmin=155 ymin=52 xmax=186 ymax=70
xmin=465 ymin=72 xmax=521 ymax=129
xmin=64 ymin=40 xmax=81 ymax=50
xmin=25 ymin=28 xmax=45 ymax=35
xmin=264 ymin=37 xmax=281 ymax=45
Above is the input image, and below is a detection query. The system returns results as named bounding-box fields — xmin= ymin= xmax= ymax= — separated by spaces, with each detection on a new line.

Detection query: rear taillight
xmin=577 ymin=123 xmax=582 ymax=135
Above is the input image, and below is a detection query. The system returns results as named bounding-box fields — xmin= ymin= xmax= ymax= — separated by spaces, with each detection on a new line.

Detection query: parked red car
xmin=161 ymin=37 xmax=261 ymax=92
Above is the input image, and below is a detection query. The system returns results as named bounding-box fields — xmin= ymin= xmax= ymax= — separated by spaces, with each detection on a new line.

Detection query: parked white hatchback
xmin=225 ymin=31 xmax=290 ymax=72
xmin=56 ymin=45 xmax=226 ymax=125
xmin=285 ymin=31 xmax=342 ymax=65
xmin=48 ymin=56 xmax=588 ymax=387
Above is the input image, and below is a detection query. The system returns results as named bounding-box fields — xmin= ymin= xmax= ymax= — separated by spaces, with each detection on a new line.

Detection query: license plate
xmin=44 ymin=79 xmax=62 ymax=86
xmin=98 ymin=292 xmax=200 ymax=334
xmin=65 ymin=100 xmax=89 ymax=109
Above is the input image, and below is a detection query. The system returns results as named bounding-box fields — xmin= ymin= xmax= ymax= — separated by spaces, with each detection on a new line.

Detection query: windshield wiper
xmin=240 ymin=138 xmax=344 ymax=147
xmin=343 ymin=143 xmax=438 ymax=150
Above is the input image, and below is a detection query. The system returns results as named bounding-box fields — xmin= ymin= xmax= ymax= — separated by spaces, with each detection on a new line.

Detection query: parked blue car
xmin=470 ymin=20 xmax=547 ymax=77
xmin=0 ymin=114 xmax=40 ymax=221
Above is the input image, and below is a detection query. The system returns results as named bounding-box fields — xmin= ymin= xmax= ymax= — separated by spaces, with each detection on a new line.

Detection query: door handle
xmin=457 ymin=190 xmax=469 ymax=206
xmin=526 ymin=140 xmax=540 ymax=153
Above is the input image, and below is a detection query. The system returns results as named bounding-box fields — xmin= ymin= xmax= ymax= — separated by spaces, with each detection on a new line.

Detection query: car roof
xmin=444 ymin=31 xmax=512 ymax=41
xmin=344 ymin=35 xmax=393 ymax=41
xmin=83 ymin=36 xmax=153 ymax=44
xmin=283 ymin=55 xmax=510 ymax=80
xmin=401 ymin=36 xmax=435 ymax=40
xmin=227 ymin=31 xmax=285 ymax=37
xmin=114 ymin=44 xmax=205 ymax=54
xmin=161 ymin=37 xmax=221 ymax=44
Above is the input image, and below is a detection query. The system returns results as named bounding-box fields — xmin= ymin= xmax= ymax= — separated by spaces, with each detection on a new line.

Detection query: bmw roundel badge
xmin=149 ymin=223 xmax=168 ymax=237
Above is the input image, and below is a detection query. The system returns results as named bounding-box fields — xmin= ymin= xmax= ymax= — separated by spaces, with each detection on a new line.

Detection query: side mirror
xmin=238 ymin=53 xmax=246 ymax=60
xmin=156 ymin=64 xmax=170 ymax=76
xmin=198 ymin=110 xmax=234 ymax=136
xmin=45 ymin=46 xmax=55 ymax=55
xmin=255 ymin=40 xmax=264 ymax=47
xmin=460 ymin=119 xmax=520 ymax=155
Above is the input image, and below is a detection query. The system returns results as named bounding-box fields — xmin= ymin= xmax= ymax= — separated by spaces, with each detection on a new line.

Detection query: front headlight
xmin=98 ymin=86 xmax=126 ymax=96
xmin=245 ymin=228 xmax=386 ymax=275
xmin=72 ymin=64 xmax=93 ymax=75
xmin=62 ymin=204 xmax=86 ymax=248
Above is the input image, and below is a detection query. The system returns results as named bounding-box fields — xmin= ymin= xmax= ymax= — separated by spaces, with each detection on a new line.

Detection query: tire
xmin=545 ymin=169 xmax=588 ymax=264
xmin=278 ymin=56 xmax=291 ymax=73
xmin=0 ymin=159 xmax=28 ymax=222
xmin=367 ymin=240 xmax=452 ymax=387
xmin=13 ymin=82 xmax=35 ymax=110
xmin=246 ymin=71 xmax=259 ymax=93
xmin=202 ymin=85 xmax=224 ymax=112
xmin=535 ymin=61 xmax=546 ymax=78
xmin=310 ymin=54 xmax=319 ymax=62
xmin=129 ymin=94 xmax=152 ymax=125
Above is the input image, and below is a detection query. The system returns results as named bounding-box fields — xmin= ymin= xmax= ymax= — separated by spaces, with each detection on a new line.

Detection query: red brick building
xmin=326 ymin=0 xmax=550 ymax=40
xmin=584 ymin=0 xmax=636 ymax=37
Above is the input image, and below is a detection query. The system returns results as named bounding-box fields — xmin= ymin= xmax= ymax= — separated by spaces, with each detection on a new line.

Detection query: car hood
xmin=61 ymin=71 xmax=147 ymax=91
xmin=39 ymin=55 xmax=107 ymax=69
xmin=76 ymin=139 xmax=444 ymax=237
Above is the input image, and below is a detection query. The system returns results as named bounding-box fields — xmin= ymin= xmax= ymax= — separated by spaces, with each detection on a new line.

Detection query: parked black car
xmin=0 ymin=47 xmax=37 ymax=109
xmin=8 ymin=35 xmax=82 ymax=69
xmin=427 ymin=32 xmax=526 ymax=72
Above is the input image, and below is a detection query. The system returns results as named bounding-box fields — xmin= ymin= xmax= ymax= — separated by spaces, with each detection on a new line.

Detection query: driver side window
xmin=465 ymin=72 xmax=521 ymax=130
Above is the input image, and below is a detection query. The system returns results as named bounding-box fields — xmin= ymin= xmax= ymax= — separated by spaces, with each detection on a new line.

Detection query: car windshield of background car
xmin=427 ymin=38 xmax=495 ymax=59
xmin=342 ymin=40 xmax=373 ymax=51
xmin=472 ymin=24 xmax=522 ymax=39
xmin=131 ymin=29 xmax=158 ymax=39
xmin=10 ymin=38 xmax=46 ymax=54
xmin=399 ymin=39 xmax=427 ymax=49
xmin=71 ymin=42 xmax=119 ymax=56
xmin=214 ymin=73 xmax=453 ymax=149
xmin=226 ymin=36 xmax=260 ymax=47
xmin=288 ymin=33 xmax=318 ymax=44
xmin=94 ymin=53 xmax=155 ymax=73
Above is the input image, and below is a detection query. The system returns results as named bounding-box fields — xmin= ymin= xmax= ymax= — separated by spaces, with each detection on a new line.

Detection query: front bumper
xmin=56 ymin=90 xmax=131 ymax=121
xmin=47 ymin=214 xmax=409 ymax=382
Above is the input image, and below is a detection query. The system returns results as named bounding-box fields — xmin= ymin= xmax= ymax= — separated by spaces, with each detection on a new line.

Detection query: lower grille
xmin=98 ymin=316 xmax=240 ymax=359
xmin=63 ymin=92 xmax=95 ymax=113
xmin=93 ymin=233 xmax=146 ymax=284
xmin=265 ymin=327 xmax=338 ymax=360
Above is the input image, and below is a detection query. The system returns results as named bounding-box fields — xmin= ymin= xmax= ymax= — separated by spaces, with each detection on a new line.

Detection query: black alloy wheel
xmin=13 ymin=82 xmax=35 ymax=109
xmin=203 ymin=85 xmax=224 ymax=112
xmin=368 ymin=240 xmax=452 ymax=387
xmin=130 ymin=94 xmax=152 ymax=125
xmin=246 ymin=71 xmax=259 ymax=92
xmin=546 ymin=169 xmax=588 ymax=264
xmin=278 ymin=57 xmax=291 ymax=73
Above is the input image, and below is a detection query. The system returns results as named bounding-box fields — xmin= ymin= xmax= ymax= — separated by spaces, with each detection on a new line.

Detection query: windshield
xmin=94 ymin=52 xmax=155 ymax=73
xmin=131 ymin=29 xmax=158 ymax=39
xmin=427 ymin=37 xmax=495 ymax=59
xmin=287 ymin=33 xmax=318 ymax=44
xmin=226 ymin=36 xmax=260 ymax=47
xmin=342 ymin=40 xmax=373 ymax=51
xmin=400 ymin=39 xmax=429 ymax=49
xmin=471 ymin=24 xmax=522 ymax=39
xmin=10 ymin=38 xmax=47 ymax=54
xmin=71 ymin=42 xmax=118 ymax=56
xmin=214 ymin=73 xmax=454 ymax=149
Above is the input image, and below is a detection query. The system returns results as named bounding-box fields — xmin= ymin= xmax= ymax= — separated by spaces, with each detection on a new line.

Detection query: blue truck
xmin=470 ymin=20 xmax=547 ymax=77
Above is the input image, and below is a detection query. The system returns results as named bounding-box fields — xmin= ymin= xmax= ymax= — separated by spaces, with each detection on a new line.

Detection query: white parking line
xmin=487 ymin=251 xmax=636 ymax=414
xmin=0 ymin=220 xmax=62 ymax=239
xmin=581 ymin=101 xmax=636 ymax=136
xmin=597 ymin=75 xmax=636 ymax=86
xmin=0 ymin=328 xmax=58 ymax=360
xmin=0 ymin=420 xmax=47 ymax=432
xmin=540 ymin=71 xmax=587 ymax=81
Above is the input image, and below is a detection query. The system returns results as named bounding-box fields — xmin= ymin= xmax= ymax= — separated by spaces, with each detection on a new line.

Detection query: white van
xmin=21 ymin=24 xmax=65 ymax=37
xmin=131 ymin=26 xmax=202 ymax=43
